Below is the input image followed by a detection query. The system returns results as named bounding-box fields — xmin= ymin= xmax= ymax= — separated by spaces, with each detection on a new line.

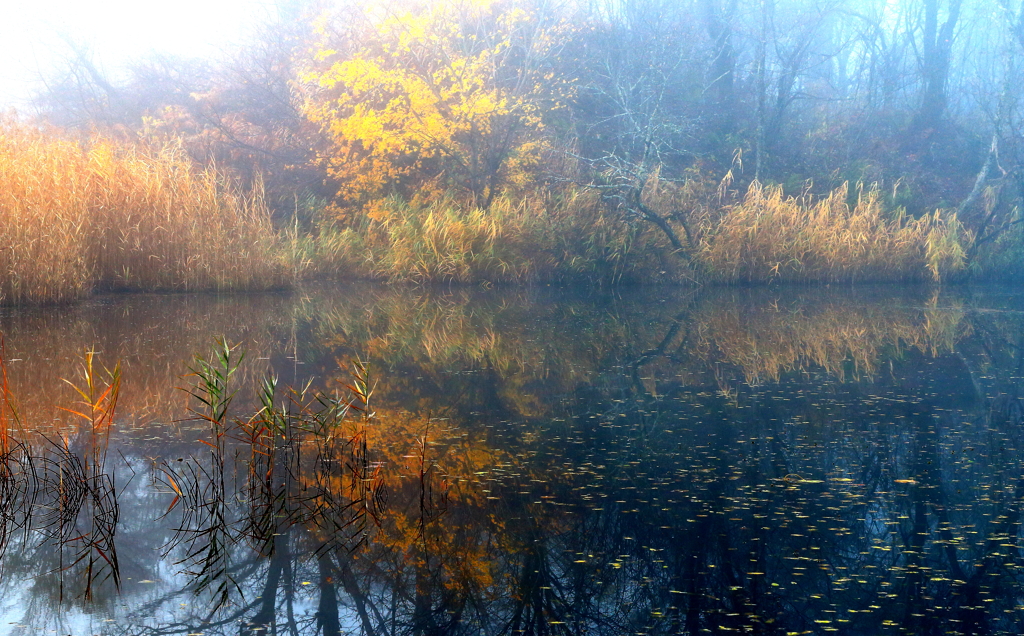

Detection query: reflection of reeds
xmin=300 ymin=361 xmax=388 ymax=553
xmin=303 ymin=287 xmax=630 ymax=416
xmin=0 ymin=338 xmax=31 ymax=560
xmin=158 ymin=456 xmax=236 ymax=605
xmin=0 ymin=293 xmax=289 ymax=440
xmin=0 ymin=418 xmax=34 ymax=566
xmin=0 ymin=344 xmax=131 ymax=604
xmin=688 ymin=292 xmax=969 ymax=384
xmin=4 ymin=332 xmax=486 ymax=612
xmin=234 ymin=375 xmax=287 ymax=555
xmin=161 ymin=339 xmax=241 ymax=606
xmin=37 ymin=436 xmax=120 ymax=601
xmin=159 ymin=347 xmax=389 ymax=605
xmin=32 ymin=353 xmax=123 ymax=602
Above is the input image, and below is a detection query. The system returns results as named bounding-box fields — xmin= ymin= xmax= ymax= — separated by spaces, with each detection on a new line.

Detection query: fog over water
xmin=0 ymin=284 xmax=1023 ymax=634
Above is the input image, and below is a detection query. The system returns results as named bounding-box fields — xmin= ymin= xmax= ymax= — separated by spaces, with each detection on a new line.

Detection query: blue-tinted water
xmin=0 ymin=283 xmax=1022 ymax=635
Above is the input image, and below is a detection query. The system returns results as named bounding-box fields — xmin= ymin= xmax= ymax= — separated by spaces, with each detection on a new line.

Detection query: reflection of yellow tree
xmin=379 ymin=425 xmax=499 ymax=619
xmin=278 ymin=401 xmax=513 ymax=620
xmin=4 ymin=284 xmax=1019 ymax=632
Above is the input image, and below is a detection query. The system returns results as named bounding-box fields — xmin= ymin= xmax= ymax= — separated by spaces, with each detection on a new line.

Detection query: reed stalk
xmin=0 ymin=121 xmax=290 ymax=305
xmin=313 ymin=189 xmax=676 ymax=284
xmin=696 ymin=182 xmax=970 ymax=283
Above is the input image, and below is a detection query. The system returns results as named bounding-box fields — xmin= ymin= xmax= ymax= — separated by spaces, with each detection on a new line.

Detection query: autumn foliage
xmin=300 ymin=0 xmax=569 ymax=213
xmin=696 ymin=182 xmax=970 ymax=283
xmin=9 ymin=0 xmax=1024 ymax=300
xmin=0 ymin=122 xmax=289 ymax=305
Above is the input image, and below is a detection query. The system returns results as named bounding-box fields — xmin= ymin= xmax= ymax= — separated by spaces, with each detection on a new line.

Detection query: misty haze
xmin=2 ymin=0 xmax=1024 ymax=634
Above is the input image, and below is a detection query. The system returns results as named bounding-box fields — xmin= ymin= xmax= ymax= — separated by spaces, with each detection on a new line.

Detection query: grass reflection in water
xmin=0 ymin=285 xmax=1022 ymax=635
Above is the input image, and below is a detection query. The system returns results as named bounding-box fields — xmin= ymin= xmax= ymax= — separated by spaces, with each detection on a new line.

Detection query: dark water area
xmin=1 ymin=283 xmax=1024 ymax=635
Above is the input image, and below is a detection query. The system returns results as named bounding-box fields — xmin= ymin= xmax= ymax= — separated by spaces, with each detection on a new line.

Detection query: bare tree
xmin=912 ymin=0 xmax=963 ymax=132
xmin=568 ymin=0 xmax=704 ymax=255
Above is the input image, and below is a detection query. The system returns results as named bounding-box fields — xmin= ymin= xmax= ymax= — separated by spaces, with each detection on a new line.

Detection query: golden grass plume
xmin=0 ymin=121 xmax=289 ymax=305
xmin=696 ymin=182 xmax=970 ymax=284
xmin=313 ymin=188 xmax=683 ymax=285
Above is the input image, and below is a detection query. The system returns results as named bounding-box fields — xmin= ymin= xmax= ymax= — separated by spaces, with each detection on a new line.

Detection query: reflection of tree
xmin=0 ymin=293 xmax=291 ymax=437
xmin=424 ymin=287 xmax=1016 ymax=635
xmin=677 ymin=290 xmax=968 ymax=386
xmin=0 ymin=284 xmax=972 ymax=439
xmin=7 ymin=286 xmax=1024 ymax=634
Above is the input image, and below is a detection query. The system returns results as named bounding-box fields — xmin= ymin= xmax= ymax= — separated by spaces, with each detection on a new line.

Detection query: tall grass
xmin=312 ymin=189 xmax=683 ymax=285
xmin=0 ymin=122 xmax=290 ymax=305
xmin=5 ymin=122 xmax=973 ymax=297
xmin=311 ymin=180 xmax=973 ymax=287
xmin=696 ymin=182 xmax=970 ymax=283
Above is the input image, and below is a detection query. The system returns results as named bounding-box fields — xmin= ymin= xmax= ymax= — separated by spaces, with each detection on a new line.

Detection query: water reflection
xmin=0 ymin=284 xmax=1023 ymax=634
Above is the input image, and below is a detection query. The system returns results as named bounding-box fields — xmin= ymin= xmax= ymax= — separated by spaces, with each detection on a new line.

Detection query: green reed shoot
xmin=59 ymin=349 xmax=121 ymax=474
xmin=185 ymin=337 xmax=242 ymax=446
xmin=167 ymin=337 xmax=244 ymax=606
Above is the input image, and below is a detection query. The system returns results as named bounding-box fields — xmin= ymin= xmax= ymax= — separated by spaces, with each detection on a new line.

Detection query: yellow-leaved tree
xmin=300 ymin=0 xmax=571 ymax=215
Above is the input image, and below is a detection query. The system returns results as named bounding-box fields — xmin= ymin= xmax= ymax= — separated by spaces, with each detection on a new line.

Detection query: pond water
xmin=1 ymin=283 xmax=1023 ymax=635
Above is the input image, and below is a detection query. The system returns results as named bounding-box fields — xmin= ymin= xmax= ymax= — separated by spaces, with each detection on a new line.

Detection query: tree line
xmin=23 ymin=0 xmax=1024 ymax=281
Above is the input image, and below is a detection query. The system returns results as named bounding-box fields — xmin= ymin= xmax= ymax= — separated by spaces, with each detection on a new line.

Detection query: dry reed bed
xmin=2 ymin=116 xmax=975 ymax=298
xmin=315 ymin=180 xmax=974 ymax=286
xmin=314 ymin=189 xmax=679 ymax=285
xmin=696 ymin=182 xmax=971 ymax=283
xmin=0 ymin=123 xmax=289 ymax=305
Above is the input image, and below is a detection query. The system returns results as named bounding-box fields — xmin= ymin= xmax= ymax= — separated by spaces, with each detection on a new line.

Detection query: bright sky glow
xmin=0 ymin=0 xmax=276 ymax=110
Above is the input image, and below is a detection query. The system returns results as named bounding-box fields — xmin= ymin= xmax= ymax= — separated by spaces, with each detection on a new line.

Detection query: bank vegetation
xmin=5 ymin=0 xmax=1024 ymax=303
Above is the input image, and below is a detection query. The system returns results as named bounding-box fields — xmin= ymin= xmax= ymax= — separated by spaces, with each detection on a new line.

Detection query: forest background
xmin=3 ymin=0 xmax=1023 ymax=304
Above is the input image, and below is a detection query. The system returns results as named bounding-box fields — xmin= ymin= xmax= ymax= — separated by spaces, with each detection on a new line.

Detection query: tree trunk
xmin=702 ymin=0 xmax=738 ymax=133
xmin=913 ymin=0 xmax=963 ymax=132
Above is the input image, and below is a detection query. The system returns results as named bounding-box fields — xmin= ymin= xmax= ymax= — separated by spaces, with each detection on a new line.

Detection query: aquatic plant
xmin=2 ymin=300 xmax=1023 ymax=632
xmin=0 ymin=337 xmax=33 ymax=567
xmin=313 ymin=188 xmax=680 ymax=285
xmin=158 ymin=343 xmax=389 ymax=607
xmin=162 ymin=338 xmax=242 ymax=606
xmin=0 ymin=120 xmax=290 ymax=305
xmin=35 ymin=350 xmax=123 ymax=602
xmin=696 ymin=181 xmax=970 ymax=283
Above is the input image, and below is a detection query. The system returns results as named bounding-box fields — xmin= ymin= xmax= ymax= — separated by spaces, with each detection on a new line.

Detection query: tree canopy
xmin=300 ymin=0 xmax=571 ymax=213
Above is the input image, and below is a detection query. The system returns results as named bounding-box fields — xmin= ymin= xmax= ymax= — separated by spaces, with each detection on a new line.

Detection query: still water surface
xmin=0 ymin=283 xmax=1023 ymax=635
